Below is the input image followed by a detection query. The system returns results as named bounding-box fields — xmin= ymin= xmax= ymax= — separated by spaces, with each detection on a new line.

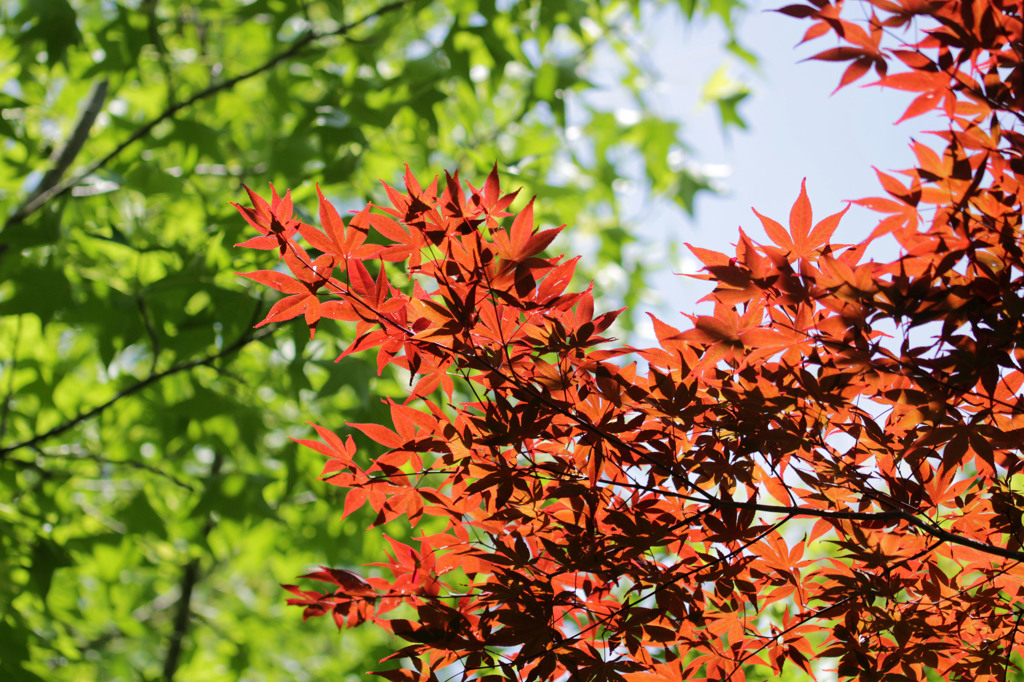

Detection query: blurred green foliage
xmin=0 ymin=0 xmax=750 ymax=679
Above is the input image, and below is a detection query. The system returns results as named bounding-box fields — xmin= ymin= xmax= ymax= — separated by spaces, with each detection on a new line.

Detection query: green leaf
xmin=717 ymin=90 xmax=750 ymax=130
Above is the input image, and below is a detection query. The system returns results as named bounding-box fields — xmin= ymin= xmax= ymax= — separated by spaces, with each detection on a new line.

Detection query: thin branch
xmin=615 ymin=476 xmax=1024 ymax=563
xmin=3 ymin=0 xmax=416 ymax=230
xmin=0 ymin=310 xmax=273 ymax=460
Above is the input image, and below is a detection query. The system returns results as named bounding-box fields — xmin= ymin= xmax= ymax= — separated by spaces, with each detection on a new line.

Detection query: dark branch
xmin=162 ymin=454 xmax=222 ymax=681
xmin=162 ymin=558 xmax=199 ymax=682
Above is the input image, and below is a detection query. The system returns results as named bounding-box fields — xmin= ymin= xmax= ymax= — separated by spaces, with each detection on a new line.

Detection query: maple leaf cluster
xmin=233 ymin=0 xmax=1024 ymax=678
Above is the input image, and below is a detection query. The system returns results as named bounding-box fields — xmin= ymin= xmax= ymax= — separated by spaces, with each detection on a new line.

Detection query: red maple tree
xmin=233 ymin=0 xmax=1024 ymax=678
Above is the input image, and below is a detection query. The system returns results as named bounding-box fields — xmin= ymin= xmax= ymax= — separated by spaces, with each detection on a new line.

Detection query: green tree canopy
xmin=0 ymin=0 xmax=751 ymax=679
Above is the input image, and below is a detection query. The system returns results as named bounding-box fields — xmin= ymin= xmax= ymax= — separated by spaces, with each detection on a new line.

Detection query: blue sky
xmin=616 ymin=0 xmax=936 ymax=335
